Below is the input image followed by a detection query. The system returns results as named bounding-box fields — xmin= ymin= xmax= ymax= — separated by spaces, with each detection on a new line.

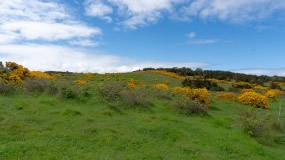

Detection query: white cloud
xmin=234 ymin=68 xmax=285 ymax=77
xmin=187 ymin=32 xmax=196 ymax=39
xmin=0 ymin=44 xmax=207 ymax=73
xmin=85 ymin=0 xmax=184 ymax=29
xmin=84 ymin=0 xmax=285 ymax=28
xmin=182 ymin=0 xmax=285 ymax=23
xmin=0 ymin=0 xmax=68 ymax=22
xmin=0 ymin=0 xmax=101 ymax=43
xmin=69 ymin=39 xmax=100 ymax=47
xmin=187 ymin=39 xmax=219 ymax=45
xmin=1 ymin=21 xmax=101 ymax=41
xmin=85 ymin=0 xmax=113 ymax=22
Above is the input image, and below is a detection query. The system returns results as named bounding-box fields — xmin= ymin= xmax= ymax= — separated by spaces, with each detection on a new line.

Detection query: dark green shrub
xmin=210 ymin=86 xmax=225 ymax=91
xmin=233 ymin=84 xmax=252 ymax=89
xmin=237 ymin=108 xmax=272 ymax=139
xmin=45 ymin=82 xmax=59 ymax=95
xmin=151 ymin=87 xmax=173 ymax=100
xmin=60 ymin=86 xmax=78 ymax=99
xmin=0 ymin=81 xmax=18 ymax=96
xmin=173 ymin=94 xmax=208 ymax=115
xmin=119 ymin=88 xmax=151 ymax=107
xmin=98 ymin=82 xmax=128 ymax=101
xmin=24 ymin=78 xmax=49 ymax=93
xmin=183 ymin=78 xmax=224 ymax=91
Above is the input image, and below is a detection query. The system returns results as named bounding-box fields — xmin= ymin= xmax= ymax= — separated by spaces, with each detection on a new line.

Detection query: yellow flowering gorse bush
xmin=216 ymin=92 xmax=238 ymax=101
xmin=30 ymin=71 xmax=55 ymax=80
xmin=1 ymin=62 xmax=30 ymax=84
xmin=238 ymin=91 xmax=270 ymax=109
xmin=265 ymin=89 xmax=285 ymax=100
xmin=240 ymin=89 xmax=255 ymax=94
xmin=172 ymin=87 xmax=210 ymax=106
xmin=74 ymin=80 xmax=87 ymax=85
xmin=147 ymin=70 xmax=186 ymax=80
xmin=153 ymin=83 xmax=169 ymax=90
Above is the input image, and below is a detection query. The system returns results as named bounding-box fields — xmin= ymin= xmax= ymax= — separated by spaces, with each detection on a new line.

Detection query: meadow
xmin=0 ymin=63 xmax=285 ymax=160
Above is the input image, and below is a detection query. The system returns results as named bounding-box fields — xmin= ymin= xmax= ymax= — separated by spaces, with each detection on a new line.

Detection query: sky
xmin=0 ymin=0 xmax=285 ymax=76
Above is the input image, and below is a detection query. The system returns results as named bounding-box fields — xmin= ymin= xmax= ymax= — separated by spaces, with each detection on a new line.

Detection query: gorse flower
xmin=74 ymin=80 xmax=87 ymax=85
xmin=1 ymin=62 xmax=30 ymax=84
xmin=153 ymin=83 xmax=169 ymax=90
xmin=30 ymin=71 xmax=55 ymax=80
xmin=147 ymin=70 xmax=186 ymax=80
xmin=265 ymin=89 xmax=285 ymax=100
xmin=216 ymin=92 xmax=238 ymax=101
xmin=238 ymin=91 xmax=269 ymax=109
xmin=172 ymin=87 xmax=210 ymax=106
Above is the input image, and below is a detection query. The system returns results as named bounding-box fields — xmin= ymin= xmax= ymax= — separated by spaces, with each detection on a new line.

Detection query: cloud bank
xmin=0 ymin=44 xmax=207 ymax=73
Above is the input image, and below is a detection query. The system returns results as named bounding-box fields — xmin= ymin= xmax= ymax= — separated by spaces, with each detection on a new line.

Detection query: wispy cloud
xmin=180 ymin=32 xmax=219 ymax=45
xmin=186 ymin=39 xmax=219 ymax=45
xmin=186 ymin=32 xmax=196 ymax=39
xmin=69 ymin=39 xmax=100 ymax=47
xmin=84 ymin=0 xmax=285 ymax=29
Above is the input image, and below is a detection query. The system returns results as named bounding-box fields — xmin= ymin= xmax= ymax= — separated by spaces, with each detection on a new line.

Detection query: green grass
xmin=0 ymin=72 xmax=285 ymax=160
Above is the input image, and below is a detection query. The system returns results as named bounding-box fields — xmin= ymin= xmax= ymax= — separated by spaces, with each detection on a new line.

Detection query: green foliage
xmin=119 ymin=88 xmax=151 ymax=107
xmin=0 ymin=80 xmax=18 ymax=96
xmin=24 ymin=78 xmax=50 ymax=93
xmin=173 ymin=94 xmax=208 ymax=115
xmin=183 ymin=78 xmax=224 ymax=91
xmin=98 ymin=81 xmax=128 ymax=101
xmin=237 ymin=108 xmax=273 ymax=141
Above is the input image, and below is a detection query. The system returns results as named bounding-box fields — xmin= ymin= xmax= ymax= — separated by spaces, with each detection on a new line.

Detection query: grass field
xmin=0 ymin=72 xmax=285 ymax=160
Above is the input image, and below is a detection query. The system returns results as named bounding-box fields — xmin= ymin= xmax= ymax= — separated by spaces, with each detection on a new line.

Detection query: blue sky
xmin=0 ymin=0 xmax=285 ymax=76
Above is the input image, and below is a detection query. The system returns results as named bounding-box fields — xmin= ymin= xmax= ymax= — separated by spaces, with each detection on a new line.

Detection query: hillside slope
xmin=0 ymin=72 xmax=285 ymax=160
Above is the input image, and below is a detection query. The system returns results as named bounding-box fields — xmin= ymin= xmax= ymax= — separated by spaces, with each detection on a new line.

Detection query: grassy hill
xmin=0 ymin=71 xmax=285 ymax=160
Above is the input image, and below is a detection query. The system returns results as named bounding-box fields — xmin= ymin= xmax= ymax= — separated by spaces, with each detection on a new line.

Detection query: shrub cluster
xmin=153 ymin=83 xmax=169 ymax=90
xmin=98 ymin=82 xmax=151 ymax=108
xmin=265 ymin=89 xmax=285 ymax=100
xmin=237 ymin=108 xmax=272 ymax=139
xmin=216 ymin=92 xmax=238 ymax=101
xmin=119 ymin=88 xmax=151 ymax=107
xmin=238 ymin=91 xmax=269 ymax=109
xmin=146 ymin=70 xmax=186 ymax=80
xmin=182 ymin=78 xmax=224 ymax=91
xmin=59 ymin=82 xmax=91 ymax=100
xmin=1 ymin=62 xmax=30 ymax=84
xmin=173 ymin=94 xmax=208 ymax=115
xmin=172 ymin=87 xmax=210 ymax=106
xmin=0 ymin=80 xmax=18 ymax=96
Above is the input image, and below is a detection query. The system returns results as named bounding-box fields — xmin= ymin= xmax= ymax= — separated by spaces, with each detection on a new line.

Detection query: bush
xmin=119 ymin=88 xmax=151 ymax=107
xmin=183 ymin=78 xmax=216 ymax=89
xmin=59 ymin=84 xmax=91 ymax=100
xmin=216 ymin=92 xmax=238 ymax=101
xmin=173 ymin=94 xmax=208 ymax=115
xmin=151 ymin=87 xmax=173 ymax=100
xmin=98 ymin=82 xmax=128 ymax=101
xmin=240 ymin=89 xmax=255 ymax=94
xmin=189 ymin=88 xmax=211 ymax=106
xmin=24 ymin=78 xmax=50 ymax=93
xmin=233 ymin=84 xmax=252 ymax=89
xmin=153 ymin=83 xmax=169 ymax=90
xmin=265 ymin=89 xmax=285 ymax=100
xmin=0 ymin=81 xmax=18 ymax=96
xmin=238 ymin=91 xmax=269 ymax=109
xmin=209 ymin=86 xmax=225 ymax=91
xmin=237 ymin=108 xmax=272 ymax=139
xmin=172 ymin=87 xmax=211 ymax=106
